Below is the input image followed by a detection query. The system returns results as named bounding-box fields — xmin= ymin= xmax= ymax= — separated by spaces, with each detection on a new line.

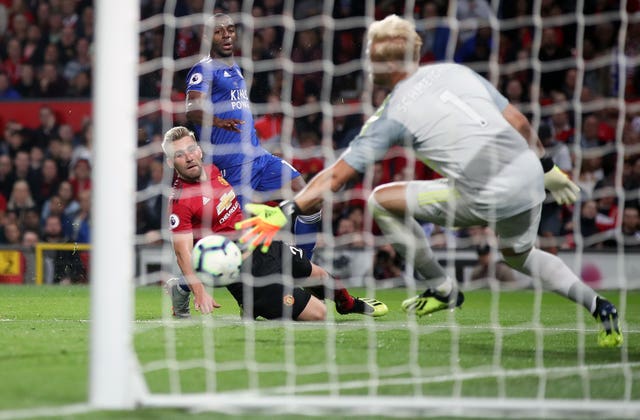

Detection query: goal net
xmin=92 ymin=0 xmax=639 ymax=417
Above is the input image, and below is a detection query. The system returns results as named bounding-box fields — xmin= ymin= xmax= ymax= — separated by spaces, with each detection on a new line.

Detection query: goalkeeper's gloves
xmin=234 ymin=201 xmax=300 ymax=253
xmin=541 ymin=156 xmax=580 ymax=205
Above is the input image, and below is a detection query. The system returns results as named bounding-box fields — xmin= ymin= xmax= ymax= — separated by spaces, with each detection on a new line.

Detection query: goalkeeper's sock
xmin=293 ymin=211 xmax=321 ymax=259
xmin=506 ymin=247 xmax=598 ymax=311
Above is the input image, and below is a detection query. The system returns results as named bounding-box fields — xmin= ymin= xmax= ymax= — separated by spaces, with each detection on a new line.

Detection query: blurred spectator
xmin=0 ymin=71 xmax=21 ymax=99
xmin=0 ymin=154 xmax=15 ymax=199
xmin=23 ymin=24 xmax=45 ymax=65
xmin=373 ymin=244 xmax=403 ymax=280
xmin=576 ymin=156 xmax=604 ymax=199
xmin=455 ymin=25 xmax=492 ymax=66
xmin=32 ymin=105 xmax=60 ymax=149
xmin=57 ymin=25 xmax=77 ymax=65
xmin=580 ymin=114 xmax=603 ymax=148
xmin=600 ymin=205 xmax=640 ymax=249
xmin=138 ymin=159 xmax=163 ymax=233
xmin=63 ymin=36 xmax=91 ymax=81
xmin=417 ymin=1 xmax=450 ymax=62
xmin=540 ymin=123 xmax=571 ymax=172
xmin=538 ymin=27 xmax=572 ymax=96
xmin=36 ymin=63 xmax=68 ymax=97
xmin=71 ymin=188 xmax=90 ymax=243
xmin=538 ymin=123 xmax=573 ymax=238
xmin=503 ymin=77 xmax=528 ymax=107
xmin=22 ymin=207 xmax=40 ymax=234
xmin=6 ymin=179 xmax=36 ymax=229
xmin=1 ymin=221 xmax=22 ymax=245
xmin=40 ymin=194 xmax=74 ymax=239
xmin=22 ymin=229 xmax=39 ymax=247
xmin=254 ymin=92 xmax=283 ymax=143
xmin=291 ymin=28 xmax=323 ymax=105
xmin=620 ymin=206 xmax=640 ymax=248
xmin=14 ymin=63 xmax=38 ymax=97
xmin=68 ymin=157 xmax=91 ymax=199
xmin=41 ymin=213 xmax=87 ymax=284
xmin=76 ymin=4 xmax=94 ymax=40
xmin=31 ymin=158 xmax=60 ymax=209
xmin=3 ymin=37 xmax=24 ymax=84
xmin=470 ymin=243 xmax=516 ymax=284
xmin=66 ymin=70 xmax=91 ymax=97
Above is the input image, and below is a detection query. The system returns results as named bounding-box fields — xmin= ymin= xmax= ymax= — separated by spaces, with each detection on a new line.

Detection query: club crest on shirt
xmin=218 ymin=175 xmax=229 ymax=186
xmin=169 ymin=214 xmax=180 ymax=229
xmin=189 ymin=72 xmax=203 ymax=85
xmin=283 ymin=295 xmax=295 ymax=306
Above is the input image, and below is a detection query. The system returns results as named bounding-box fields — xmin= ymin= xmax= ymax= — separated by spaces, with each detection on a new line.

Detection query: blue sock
xmin=294 ymin=211 xmax=321 ymax=259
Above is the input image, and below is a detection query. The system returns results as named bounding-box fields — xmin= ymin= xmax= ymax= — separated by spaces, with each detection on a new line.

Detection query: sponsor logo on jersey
xmin=283 ymin=295 xmax=295 ymax=306
xmin=218 ymin=201 xmax=240 ymax=224
xmin=216 ymin=190 xmax=236 ymax=215
xmin=189 ymin=72 xmax=203 ymax=85
xmin=202 ymin=197 xmax=211 ymax=206
xmin=169 ymin=214 xmax=180 ymax=229
xmin=230 ymin=89 xmax=250 ymax=110
xmin=223 ymin=71 xmax=231 ymax=78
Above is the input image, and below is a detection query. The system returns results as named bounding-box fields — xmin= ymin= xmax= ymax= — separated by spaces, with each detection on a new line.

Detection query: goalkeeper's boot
xmin=165 ymin=277 xmax=191 ymax=319
xmin=401 ymin=288 xmax=464 ymax=317
xmin=337 ymin=297 xmax=389 ymax=317
xmin=593 ymin=297 xmax=623 ymax=348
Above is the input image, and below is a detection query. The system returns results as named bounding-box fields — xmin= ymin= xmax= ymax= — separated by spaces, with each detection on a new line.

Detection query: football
xmin=191 ymin=234 xmax=243 ymax=286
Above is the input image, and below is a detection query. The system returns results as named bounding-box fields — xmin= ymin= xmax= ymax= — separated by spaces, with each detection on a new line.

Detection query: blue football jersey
xmin=186 ymin=57 xmax=267 ymax=169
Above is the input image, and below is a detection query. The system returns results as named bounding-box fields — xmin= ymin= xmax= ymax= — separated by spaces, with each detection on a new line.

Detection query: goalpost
xmin=90 ymin=0 xmax=640 ymax=417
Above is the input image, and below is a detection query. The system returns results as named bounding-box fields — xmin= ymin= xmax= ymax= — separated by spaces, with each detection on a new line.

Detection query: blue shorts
xmin=220 ymin=154 xmax=301 ymax=203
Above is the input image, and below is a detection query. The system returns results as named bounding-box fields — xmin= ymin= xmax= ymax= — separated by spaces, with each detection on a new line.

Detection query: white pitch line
xmin=2 ymin=316 xmax=638 ymax=334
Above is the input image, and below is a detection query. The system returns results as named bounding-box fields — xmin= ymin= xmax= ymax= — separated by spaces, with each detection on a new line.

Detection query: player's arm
xmin=295 ymin=159 xmax=359 ymax=214
xmin=501 ymin=103 xmax=545 ymax=158
xmin=236 ymin=159 xmax=359 ymax=252
xmin=502 ymin=103 xmax=579 ymax=205
xmin=172 ymin=231 xmax=221 ymax=314
xmin=185 ymin=90 xmax=243 ymax=132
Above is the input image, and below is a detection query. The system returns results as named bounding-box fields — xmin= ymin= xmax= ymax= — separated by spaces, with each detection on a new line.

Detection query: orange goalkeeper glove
xmin=235 ymin=201 xmax=299 ymax=253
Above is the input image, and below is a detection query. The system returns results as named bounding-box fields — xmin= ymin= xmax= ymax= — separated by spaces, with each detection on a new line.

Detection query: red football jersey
xmin=168 ymin=164 xmax=243 ymax=243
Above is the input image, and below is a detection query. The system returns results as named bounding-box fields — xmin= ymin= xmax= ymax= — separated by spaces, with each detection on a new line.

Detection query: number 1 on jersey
xmin=439 ymin=90 xmax=488 ymax=127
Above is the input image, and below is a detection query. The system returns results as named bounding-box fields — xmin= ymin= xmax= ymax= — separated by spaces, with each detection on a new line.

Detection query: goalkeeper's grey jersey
xmin=341 ymin=63 xmax=545 ymax=221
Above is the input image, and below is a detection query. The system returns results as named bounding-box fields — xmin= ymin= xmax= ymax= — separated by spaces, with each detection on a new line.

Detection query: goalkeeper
xmin=235 ymin=15 xmax=622 ymax=347
xmin=162 ymin=126 xmax=388 ymax=321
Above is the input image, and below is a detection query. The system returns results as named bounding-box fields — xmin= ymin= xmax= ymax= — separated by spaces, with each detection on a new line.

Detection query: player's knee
xmin=502 ymin=248 xmax=531 ymax=270
xmin=297 ymin=297 xmax=326 ymax=321
xmin=367 ymin=188 xmax=388 ymax=217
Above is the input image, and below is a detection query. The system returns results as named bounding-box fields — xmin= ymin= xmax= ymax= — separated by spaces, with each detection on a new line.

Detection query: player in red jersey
xmin=162 ymin=126 xmax=388 ymax=320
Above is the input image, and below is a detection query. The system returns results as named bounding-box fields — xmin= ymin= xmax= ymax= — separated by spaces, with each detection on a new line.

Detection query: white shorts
xmin=405 ymin=179 xmax=541 ymax=253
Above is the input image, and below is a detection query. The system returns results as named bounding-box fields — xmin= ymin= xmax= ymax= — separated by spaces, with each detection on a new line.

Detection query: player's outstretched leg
xmin=402 ymin=288 xmax=464 ymax=317
xmin=593 ymin=297 xmax=623 ymax=348
xmin=165 ymin=277 xmax=191 ymax=319
xmin=336 ymin=296 xmax=389 ymax=317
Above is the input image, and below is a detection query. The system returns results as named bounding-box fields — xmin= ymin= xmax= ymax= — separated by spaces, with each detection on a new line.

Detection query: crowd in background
xmin=1 ymin=0 xmax=640 ymax=283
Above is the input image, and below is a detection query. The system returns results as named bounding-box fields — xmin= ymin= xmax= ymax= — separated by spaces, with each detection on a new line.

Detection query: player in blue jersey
xmin=235 ymin=15 xmax=623 ymax=348
xmin=184 ymin=13 xmax=321 ymax=258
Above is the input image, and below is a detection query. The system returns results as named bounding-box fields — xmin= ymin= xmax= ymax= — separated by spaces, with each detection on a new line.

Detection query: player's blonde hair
xmin=367 ymin=14 xmax=422 ymax=64
xmin=162 ymin=126 xmax=197 ymax=156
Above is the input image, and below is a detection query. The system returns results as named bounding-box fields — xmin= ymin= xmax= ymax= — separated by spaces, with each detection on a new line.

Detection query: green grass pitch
xmin=1 ymin=285 xmax=638 ymax=419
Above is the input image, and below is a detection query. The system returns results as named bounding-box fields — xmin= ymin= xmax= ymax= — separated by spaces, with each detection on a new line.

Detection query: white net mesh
xmin=132 ymin=0 xmax=640 ymax=417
